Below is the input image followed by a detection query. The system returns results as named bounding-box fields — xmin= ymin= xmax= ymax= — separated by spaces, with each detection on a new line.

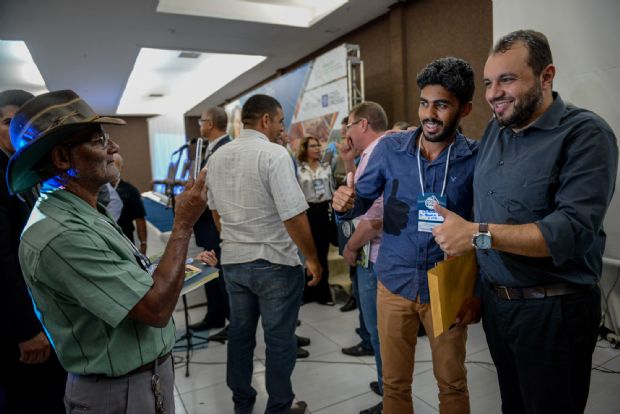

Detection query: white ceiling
xmin=0 ymin=0 xmax=399 ymax=116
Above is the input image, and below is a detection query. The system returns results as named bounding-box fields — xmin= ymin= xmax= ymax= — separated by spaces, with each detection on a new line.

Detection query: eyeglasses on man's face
xmin=198 ymin=118 xmax=211 ymax=126
xmin=346 ymin=118 xmax=363 ymax=130
xmin=66 ymin=131 xmax=110 ymax=150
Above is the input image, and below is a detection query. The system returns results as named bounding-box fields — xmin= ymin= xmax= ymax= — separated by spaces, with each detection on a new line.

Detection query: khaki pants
xmin=377 ymin=282 xmax=469 ymax=414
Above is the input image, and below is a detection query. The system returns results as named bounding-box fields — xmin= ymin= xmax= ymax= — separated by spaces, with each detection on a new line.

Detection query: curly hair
xmin=416 ymin=57 xmax=475 ymax=105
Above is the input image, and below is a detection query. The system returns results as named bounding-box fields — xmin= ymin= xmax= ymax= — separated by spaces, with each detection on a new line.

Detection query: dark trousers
xmin=202 ymin=246 xmax=229 ymax=326
xmin=482 ymin=281 xmax=600 ymax=414
xmin=0 ymin=343 xmax=66 ymax=414
xmin=302 ymin=201 xmax=332 ymax=303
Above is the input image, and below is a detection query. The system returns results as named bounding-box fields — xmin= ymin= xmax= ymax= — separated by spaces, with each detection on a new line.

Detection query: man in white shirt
xmin=206 ymin=94 xmax=321 ymax=414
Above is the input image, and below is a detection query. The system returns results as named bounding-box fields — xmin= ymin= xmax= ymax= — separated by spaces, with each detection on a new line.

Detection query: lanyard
xmin=416 ymin=138 xmax=453 ymax=197
xmin=98 ymin=217 xmax=153 ymax=272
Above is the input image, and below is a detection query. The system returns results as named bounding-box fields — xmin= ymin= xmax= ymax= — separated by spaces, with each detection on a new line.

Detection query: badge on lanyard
xmin=415 ymin=138 xmax=453 ymax=233
xmin=313 ymin=178 xmax=326 ymax=196
xmin=417 ymin=193 xmax=447 ymax=233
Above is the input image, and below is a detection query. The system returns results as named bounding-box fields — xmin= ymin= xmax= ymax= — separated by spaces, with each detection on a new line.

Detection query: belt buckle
xmin=498 ymin=286 xmax=511 ymax=300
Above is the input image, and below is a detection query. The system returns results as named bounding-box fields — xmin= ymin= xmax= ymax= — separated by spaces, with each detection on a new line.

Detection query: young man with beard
xmin=433 ymin=30 xmax=618 ymax=414
xmin=333 ymin=57 xmax=480 ymax=414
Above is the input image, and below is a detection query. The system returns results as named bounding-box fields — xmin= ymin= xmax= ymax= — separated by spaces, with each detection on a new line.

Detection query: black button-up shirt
xmin=474 ymin=93 xmax=618 ymax=287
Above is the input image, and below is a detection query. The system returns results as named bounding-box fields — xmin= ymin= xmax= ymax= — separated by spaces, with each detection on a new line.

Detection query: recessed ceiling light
xmin=157 ymin=0 xmax=349 ymax=28
xmin=117 ymin=47 xmax=265 ymax=115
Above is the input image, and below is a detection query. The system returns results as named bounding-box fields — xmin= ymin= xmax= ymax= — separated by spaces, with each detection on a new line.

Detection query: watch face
xmin=475 ymin=234 xmax=492 ymax=249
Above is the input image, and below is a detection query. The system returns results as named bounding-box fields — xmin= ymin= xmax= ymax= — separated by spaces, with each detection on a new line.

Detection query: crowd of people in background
xmin=0 ymin=28 xmax=618 ymax=414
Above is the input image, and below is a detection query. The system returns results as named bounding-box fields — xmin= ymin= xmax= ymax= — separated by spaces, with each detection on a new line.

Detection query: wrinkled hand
xmin=453 ymin=297 xmax=482 ymax=328
xmin=174 ymin=167 xmax=208 ymax=230
xmin=431 ymin=203 xmax=476 ymax=256
xmin=305 ymin=257 xmax=323 ymax=286
xmin=196 ymin=249 xmax=218 ymax=267
xmin=332 ymin=172 xmax=355 ymax=213
xmin=342 ymin=243 xmax=358 ymax=267
xmin=18 ymin=331 xmax=51 ymax=364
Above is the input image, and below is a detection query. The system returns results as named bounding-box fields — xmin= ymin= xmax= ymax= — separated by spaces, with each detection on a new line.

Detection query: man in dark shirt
xmin=0 ymin=89 xmax=66 ymax=413
xmin=333 ymin=58 xmax=480 ymax=414
xmin=433 ymin=30 xmax=618 ymax=414
xmin=113 ymin=153 xmax=148 ymax=253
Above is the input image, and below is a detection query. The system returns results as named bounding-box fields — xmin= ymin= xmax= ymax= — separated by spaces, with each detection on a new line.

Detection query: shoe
xmin=208 ymin=326 xmax=228 ymax=343
xmin=360 ymin=402 xmax=382 ymax=414
xmin=369 ymin=381 xmax=382 ymax=396
xmin=188 ymin=318 xmax=225 ymax=331
xmin=297 ymin=347 xmax=309 ymax=359
xmin=340 ymin=296 xmax=357 ymax=312
xmin=296 ymin=335 xmax=311 ymax=347
xmin=317 ymin=300 xmax=335 ymax=306
xmin=342 ymin=342 xmax=374 ymax=357
xmin=289 ymin=401 xmax=309 ymax=414
xmin=417 ymin=324 xmax=427 ymax=337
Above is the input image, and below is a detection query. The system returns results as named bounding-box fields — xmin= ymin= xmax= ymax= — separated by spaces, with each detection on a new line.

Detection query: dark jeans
xmin=223 ymin=260 xmax=304 ymax=414
xmin=351 ymin=265 xmax=372 ymax=349
xmin=357 ymin=262 xmax=383 ymax=392
xmin=482 ymin=281 xmax=600 ymax=414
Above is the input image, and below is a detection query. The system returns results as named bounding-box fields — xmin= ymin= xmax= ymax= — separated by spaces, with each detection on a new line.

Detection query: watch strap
xmin=479 ymin=223 xmax=489 ymax=233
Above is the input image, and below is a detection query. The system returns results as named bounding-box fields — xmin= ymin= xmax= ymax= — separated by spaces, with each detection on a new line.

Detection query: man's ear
xmin=459 ymin=101 xmax=473 ymax=118
xmin=50 ymin=146 xmax=71 ymax=170
xmin=540 ymin=64 xmax=556 ymax=91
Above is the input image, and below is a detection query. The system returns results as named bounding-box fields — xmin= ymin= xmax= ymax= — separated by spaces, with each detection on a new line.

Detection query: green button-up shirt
xmin=19 ymin=187 xmax=175 ymax=376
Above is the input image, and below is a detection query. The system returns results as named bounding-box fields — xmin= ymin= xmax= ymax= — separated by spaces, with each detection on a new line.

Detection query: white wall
xmin=493 ymin=0 xmax=620 ymax=261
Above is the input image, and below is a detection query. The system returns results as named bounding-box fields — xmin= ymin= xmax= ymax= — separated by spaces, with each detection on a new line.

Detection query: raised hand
xmin=332 ymin=172 xmax=355 ymax=212
xmin=432 ymin=203 xmax=476 ymax=256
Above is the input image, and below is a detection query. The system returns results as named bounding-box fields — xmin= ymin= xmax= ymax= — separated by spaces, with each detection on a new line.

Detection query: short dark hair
xmin=241 ymin=94 xmax=282 ymax=125
xmin=492 ymin=30 xmax=553 ymax=76
xmin=206 ymin=106 xmax=228 ymax=130
xmin=416 ymin=57 xmax=475 ymax=105
xmin=0 ymin=89 xmax=34 ymax=113
xmin=341 ymin=116 xmax=348 ymax=125
xmin=296 ymin=136 xmax=319 ymax=163
xmin=350 ymin=101 xmax=388 ymax=133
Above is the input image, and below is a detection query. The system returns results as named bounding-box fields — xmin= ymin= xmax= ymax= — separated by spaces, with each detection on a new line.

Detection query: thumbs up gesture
xmin=332 ymin=172 xmax=355 ymax=212
xmin=432 ymin=203 xmax=477 ymax=256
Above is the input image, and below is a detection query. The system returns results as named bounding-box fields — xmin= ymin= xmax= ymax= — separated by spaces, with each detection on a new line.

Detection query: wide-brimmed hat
xmin=6 ymin=90 xmax=125 ymax=194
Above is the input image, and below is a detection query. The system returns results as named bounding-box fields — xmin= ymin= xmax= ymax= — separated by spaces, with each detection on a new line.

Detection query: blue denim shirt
xmin=339 ymin=129 xmax=478 ymax=302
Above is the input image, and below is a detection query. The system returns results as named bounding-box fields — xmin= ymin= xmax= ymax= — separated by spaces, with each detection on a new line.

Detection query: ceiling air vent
xmin=178 ymin=51 xmax=201 ymax=59
xmin=148 ymin=93 xmax=164 ymax=98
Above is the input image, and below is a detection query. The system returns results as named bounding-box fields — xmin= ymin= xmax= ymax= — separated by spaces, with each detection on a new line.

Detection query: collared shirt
xmin=297 ymin=161 xmax=333 ymax=203
xmin=206 ymin=129 xmax=309 ymax=266
xmin=19 ymin=187 xmax=175 ymax=376
xmin=354 ymin=136 xmax=384 ymax=263
xmin=474 ymin=93 xmax=618 ymax=287
xmin=206 ymin=133 xmax=229 ymax=154
xmin=339 ymin=129 xmax=478 ymax=302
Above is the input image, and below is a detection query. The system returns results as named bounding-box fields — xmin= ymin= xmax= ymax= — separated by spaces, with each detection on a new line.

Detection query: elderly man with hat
xmin=7 ymin=90 xmax=208 ymax=413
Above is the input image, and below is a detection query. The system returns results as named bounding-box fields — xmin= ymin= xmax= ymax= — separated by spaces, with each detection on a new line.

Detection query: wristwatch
xmin=472 ymin=223 xmax=492 ymax=250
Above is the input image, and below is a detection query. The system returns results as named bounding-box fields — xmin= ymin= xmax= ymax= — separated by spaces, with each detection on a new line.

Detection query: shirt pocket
xmin=499 ymin=171 xmax=556 ymax=222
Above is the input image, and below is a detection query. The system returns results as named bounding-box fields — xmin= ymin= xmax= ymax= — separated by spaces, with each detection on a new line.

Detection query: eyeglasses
xmin=346 ymin=118 xmax=363 ymax=130
xmin=308 ymin=144 xmax=321 ymax=148
xmin=66 ymin=132 xmax=110 ymax=149
xmin=90 ymin=132 xmax=110 ymax=149
xmin=198 ymin=118 xmax=211 ymax=126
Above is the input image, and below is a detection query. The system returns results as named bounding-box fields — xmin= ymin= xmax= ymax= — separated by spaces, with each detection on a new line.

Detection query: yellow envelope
xmin=427 ymin=250 xmax=478 ymax=337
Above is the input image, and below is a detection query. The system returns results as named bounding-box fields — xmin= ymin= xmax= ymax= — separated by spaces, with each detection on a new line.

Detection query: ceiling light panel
xmin=117 ymin=48 xmax=265 ymax=115
xmin=157 ymin=0 xmax=348 ymax=28
xmin=0 ymin=40 xmax=48 ymax=95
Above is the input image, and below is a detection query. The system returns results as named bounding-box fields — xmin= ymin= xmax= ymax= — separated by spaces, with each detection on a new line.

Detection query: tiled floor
xmin=169 ymin=300 xmax=620 ymax=414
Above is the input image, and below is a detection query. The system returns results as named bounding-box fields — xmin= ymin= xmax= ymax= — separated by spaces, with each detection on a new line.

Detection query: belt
xmin=492 ymin=283 xmax=590 ymax=300
xmin=79 ymin=352 xmax=171 ymax=380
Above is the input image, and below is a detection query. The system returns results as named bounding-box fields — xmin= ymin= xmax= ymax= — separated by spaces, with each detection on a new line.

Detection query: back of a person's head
xmin=350 ymin=101 xmax=388 ymax=133
xmin=0 ymin=89 xmax=34 ymax=111
xmin=416 ymin=57 xmax=475 ymax=105
xmin=492 ymin=29 xmax=553 ymax=76
xmin=241 ymin=94 xmax=282 ymax=126
xmin=392 ymin=121 xmax=410 ymax=131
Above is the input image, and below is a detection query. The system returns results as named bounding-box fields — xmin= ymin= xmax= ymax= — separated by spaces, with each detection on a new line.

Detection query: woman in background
xmin=297 ymin=136 xmax=334 ymax=305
